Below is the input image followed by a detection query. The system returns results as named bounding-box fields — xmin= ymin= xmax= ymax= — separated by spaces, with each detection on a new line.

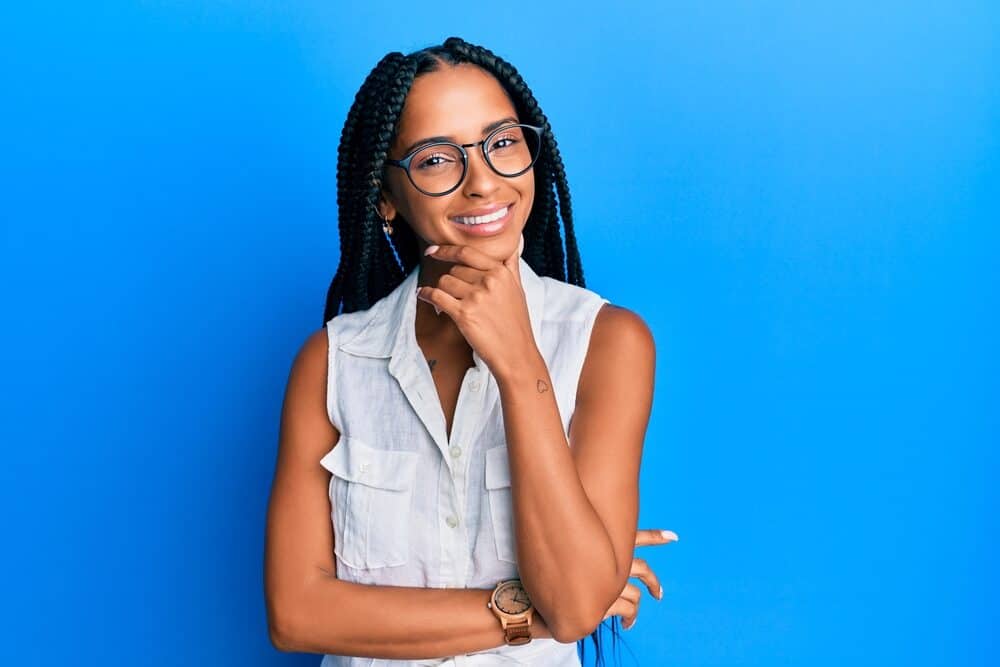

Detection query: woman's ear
xmin=377 ymin=188 xmax=398 ymax=221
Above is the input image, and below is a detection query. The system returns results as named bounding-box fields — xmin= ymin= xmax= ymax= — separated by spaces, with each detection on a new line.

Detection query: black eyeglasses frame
xmin=384 ymin=123 xmax=545 ymax=197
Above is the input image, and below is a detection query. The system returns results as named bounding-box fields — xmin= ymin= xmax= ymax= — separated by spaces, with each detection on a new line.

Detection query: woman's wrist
xmin=492 ymin=345 xmax=547 ymax=388
xmin=483 ymin=587 xmax=552 ymax=641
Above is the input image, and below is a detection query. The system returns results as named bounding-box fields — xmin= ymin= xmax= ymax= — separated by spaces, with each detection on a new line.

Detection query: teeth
xmin=452 ymin=206 xmax=508 ymax=225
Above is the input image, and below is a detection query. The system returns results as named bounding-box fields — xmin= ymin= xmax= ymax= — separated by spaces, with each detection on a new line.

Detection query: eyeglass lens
xmin=408 ymin=125 xmax=540 ymax=195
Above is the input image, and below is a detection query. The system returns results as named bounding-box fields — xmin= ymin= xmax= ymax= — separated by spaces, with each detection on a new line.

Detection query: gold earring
xmin=373 ymin=203 xmax=394 ymax=236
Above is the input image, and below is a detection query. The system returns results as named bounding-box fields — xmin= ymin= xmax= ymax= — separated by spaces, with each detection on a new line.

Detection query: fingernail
xmin=424 ymin=245 xmax=439 ymax=256
xmin=624 ymin=618 xmax=637 ymax=631
xmin=661 ymin=530 xmax=678 ymax=542
xmin=657 ymin=584 xmax=664 ymax=600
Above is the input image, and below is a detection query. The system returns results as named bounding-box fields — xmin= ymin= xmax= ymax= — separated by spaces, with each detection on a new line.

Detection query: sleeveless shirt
xmin=319 ymin=256 xmax=609 ymax=667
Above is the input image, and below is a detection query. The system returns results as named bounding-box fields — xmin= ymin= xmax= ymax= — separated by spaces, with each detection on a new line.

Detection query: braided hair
xmin=323 ymin=36 xmax=589 ymax=322
xmin=322 ymin=36 xmax=625 ymax=666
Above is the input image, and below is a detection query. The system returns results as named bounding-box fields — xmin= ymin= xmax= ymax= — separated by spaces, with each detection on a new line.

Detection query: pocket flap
xmin=319 ymin=436 xmax=417 ymax=491
xmin=484 ymin=445 xmax=512 ymax=490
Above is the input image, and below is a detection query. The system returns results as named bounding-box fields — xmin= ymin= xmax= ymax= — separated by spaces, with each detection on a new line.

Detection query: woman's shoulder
xmin=591 ymin=302 xmax=655 ymax=352
xmin=578 ymin=303 xmax=656 ymax=403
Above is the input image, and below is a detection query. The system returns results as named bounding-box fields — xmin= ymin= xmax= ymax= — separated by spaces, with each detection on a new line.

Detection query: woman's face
xmin=378 ymin=63 xmax=534 ymax=263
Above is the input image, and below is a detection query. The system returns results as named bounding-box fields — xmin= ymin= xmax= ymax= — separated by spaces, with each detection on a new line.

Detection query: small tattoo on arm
xmin=536 ymin=379 xmax=549 ymax=393
xmin=427 ymin=359 xmax=437 ymax=372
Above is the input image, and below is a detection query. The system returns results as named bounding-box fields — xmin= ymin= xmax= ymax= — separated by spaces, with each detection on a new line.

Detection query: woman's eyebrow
xmin=399 ymin=116 xmax=520 ymax=156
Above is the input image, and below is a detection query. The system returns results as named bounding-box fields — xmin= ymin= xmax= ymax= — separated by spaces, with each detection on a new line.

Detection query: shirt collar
xmin=337 ymin=256 xmax=546 ymax=362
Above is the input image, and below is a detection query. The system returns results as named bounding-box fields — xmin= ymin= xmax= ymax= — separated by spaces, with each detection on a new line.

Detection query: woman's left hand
xmin=602 ymin=529 xmax=679 ymax=631
xmin=416 ymin=234 xmax=535 ymax=379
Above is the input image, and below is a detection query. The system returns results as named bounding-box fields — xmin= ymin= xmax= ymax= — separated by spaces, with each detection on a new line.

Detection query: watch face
xmin=495 ymin=581 xmax=531 ymax=615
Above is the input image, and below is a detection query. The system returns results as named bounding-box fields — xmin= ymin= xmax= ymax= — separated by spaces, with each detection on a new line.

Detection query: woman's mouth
xmin=448 ymin=203 xmax=514 ymax=237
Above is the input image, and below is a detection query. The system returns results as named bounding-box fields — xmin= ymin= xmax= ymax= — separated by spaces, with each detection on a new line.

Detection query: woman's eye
xmin=416 ymin=154 xmax=454 ymax=170
xmin=491 ymin=137 xmax=519 ymax=151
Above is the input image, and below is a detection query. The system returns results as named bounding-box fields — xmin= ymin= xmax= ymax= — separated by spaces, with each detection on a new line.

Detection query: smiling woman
xmin=263 ymin=36 xmax=678 ymax=667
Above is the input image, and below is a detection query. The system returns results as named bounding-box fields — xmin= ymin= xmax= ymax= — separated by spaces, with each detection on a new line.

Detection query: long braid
xmin=547 ymin=136 xmax=585 ymax=285
xmin=366 ymin=58 xmax=419 ymax=299
xmin=539 ymin=161 xmax=567 ymax=280
xmin=326 ymin=52 xmax=406 ymax=319
xmin=351 ymin=56 xmax=411 ymax=311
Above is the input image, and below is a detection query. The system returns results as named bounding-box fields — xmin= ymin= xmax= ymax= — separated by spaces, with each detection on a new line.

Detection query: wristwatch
xmin=487 ymin=578 xmax=534 ymax=645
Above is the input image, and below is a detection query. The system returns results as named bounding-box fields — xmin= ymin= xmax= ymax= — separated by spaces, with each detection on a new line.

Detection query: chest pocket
xmin=485 ymin=445 xmax=518 ymax=564
xmin=320 ymin=435 xmax=418 ymax=569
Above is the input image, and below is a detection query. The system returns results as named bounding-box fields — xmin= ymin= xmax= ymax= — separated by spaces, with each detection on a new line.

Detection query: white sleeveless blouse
xmin=319 ymin=256 xmax=609 ymax=666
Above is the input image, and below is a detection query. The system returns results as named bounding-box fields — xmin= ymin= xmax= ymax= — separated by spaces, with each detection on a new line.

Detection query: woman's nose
xmin=460 ymin=148 xmax=502 ymax=197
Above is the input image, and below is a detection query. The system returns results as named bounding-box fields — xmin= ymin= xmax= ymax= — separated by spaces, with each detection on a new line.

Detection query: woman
xmin=264 ymin=37 xmax=679 ymax=666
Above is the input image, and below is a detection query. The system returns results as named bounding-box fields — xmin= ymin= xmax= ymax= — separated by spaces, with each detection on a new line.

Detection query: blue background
xmin=2 ymin=2 xmax=996 ymax=665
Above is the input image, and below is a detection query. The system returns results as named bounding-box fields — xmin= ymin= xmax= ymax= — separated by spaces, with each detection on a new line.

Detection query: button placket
xmin=448 ymin=366 xmax=481 ymax=496
xmin=441 ymin=365 xmax=489 ymax=585
xmin=434 ymin=457 xmax=466 ymax=585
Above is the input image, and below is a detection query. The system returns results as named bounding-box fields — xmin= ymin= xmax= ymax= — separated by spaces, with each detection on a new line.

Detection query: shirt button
xmin=445 ymin=515 xmax=459 ymax=528
xmin=449 ymin=445 xmax=462 ymax=458
xmin=470 ymin=379 xmax=482 ymax=391
xmin=360 ymin=462 xmax=369 ymax=473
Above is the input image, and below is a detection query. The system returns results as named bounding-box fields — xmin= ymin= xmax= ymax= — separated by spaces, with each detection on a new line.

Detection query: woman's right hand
xmin=602 ymin=528 xmax=679 ymax=630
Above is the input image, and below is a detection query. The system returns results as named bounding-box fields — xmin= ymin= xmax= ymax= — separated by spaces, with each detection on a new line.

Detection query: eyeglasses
xmin=384 ymin=123 xmax=544 ymax=197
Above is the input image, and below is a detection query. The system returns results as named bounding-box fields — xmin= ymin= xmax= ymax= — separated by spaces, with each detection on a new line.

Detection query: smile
xmin=451 ymin=205 xmax=510 ymax=225
xmin=448 ymin=203 xmax=514 ymax=237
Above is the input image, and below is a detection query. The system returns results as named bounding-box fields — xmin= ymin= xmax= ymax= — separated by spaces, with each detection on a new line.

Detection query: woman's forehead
xmin=395 ymin=65 xmax=517 ymax=144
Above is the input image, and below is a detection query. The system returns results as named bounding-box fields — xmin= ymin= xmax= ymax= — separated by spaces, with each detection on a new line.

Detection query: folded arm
xmin=493 ymin=304 xmax=654 ymax=642
xmin=264 ymin=327 xmax=556 ymax=657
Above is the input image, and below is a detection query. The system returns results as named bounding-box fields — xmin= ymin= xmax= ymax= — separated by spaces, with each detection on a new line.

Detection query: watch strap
xmin=504 ymin=618 xmax=532 ymax=646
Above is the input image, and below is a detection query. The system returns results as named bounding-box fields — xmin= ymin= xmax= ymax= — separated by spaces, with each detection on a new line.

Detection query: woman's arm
xmin=264 ymin=327 xmax=555 ymax=658
xmin=275 ymin=577 xmax=553 ymax=657
xmin=492 ymin=304 xmax=655 ymax=642
xmin=414 ymin=244 xmax=654 ymax=642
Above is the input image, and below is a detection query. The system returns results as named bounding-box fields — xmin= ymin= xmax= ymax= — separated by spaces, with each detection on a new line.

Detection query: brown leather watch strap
xmin=504 ymin=619 xmax=532 ymax=646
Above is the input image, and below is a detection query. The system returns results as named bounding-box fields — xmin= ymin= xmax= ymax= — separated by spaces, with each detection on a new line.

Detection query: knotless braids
xmin=323 ymin=36 xmax=589 ymax=323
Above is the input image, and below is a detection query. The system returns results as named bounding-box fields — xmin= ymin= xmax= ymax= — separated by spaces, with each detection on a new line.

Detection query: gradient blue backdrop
xmin=2 ymin=2 xmax=996 ymax=665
